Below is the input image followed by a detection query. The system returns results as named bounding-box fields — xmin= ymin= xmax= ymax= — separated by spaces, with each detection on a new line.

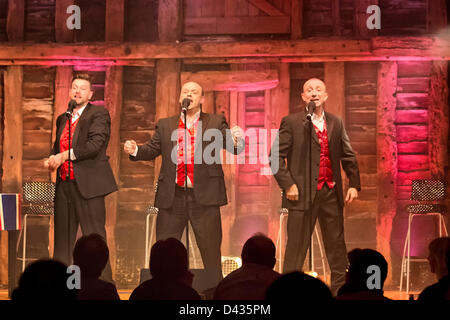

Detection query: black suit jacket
xmin=53 ymin=103 xmax=118 ymax=199
xmin=131 ymin=112 xmax=242 ymax=209
xmin=270 ymin=110 xmax=361 ymax=210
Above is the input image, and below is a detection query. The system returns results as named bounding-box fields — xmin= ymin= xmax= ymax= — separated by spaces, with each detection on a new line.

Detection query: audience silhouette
xmin=336 ymin=248 xmax=390 ymax=300
xmin=73 ymin=233 xmax=120 ymax=300
xmin=418 ymin=237 xmax=450 ymax=301
xmin=213 ymin=233 xmax=280 ymax=300
xmin=11 ymin=259 xmax=77 ymax=301
xmin=265 ymin=271 xmax=333 ymax=301
xmin=129 ymin=238 xmax=201 ymax=300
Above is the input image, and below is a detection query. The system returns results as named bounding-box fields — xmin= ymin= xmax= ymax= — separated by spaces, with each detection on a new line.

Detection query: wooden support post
xmin=291 ymin=0 xmax=303 ymax=40
xmin=6 ymin=0 xmax=24 ymax=41
xmin=104 ymin=1 xmax=125 ymax=280
xmin=324 ymin=63 xmax=345 ymax=121
xmin=269 ymin=63 xmax=290 ymax=268
xmin=106 ymin=0 xmax=125 ymax=42
xmin=158 ymin=0 xmax=183 ymax=42
xmin=429 ymin=61 xmax=449 ymax=179
xmin=52 ymin=67 xmax=73 ymax=160
xmin=2 ymin=66 xmax=23 ymax=296
xmin=331 ymin=0 xmax=342 ymax=36
xmin=104 ymin=66 xmax=123 ymax=280
xmin=154 ymin=59 xmax=181 ymax=185
xmin=376 ymin=62 xmax=398 ymax=285
xmin=55 ymin=0 xmax=74 ymax=42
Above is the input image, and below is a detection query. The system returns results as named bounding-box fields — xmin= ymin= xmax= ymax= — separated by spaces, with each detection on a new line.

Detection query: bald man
xmin=270 ymin=78 xmax=361 ymax=295
xmin=124 ymin=81 xmax=243 ymax=287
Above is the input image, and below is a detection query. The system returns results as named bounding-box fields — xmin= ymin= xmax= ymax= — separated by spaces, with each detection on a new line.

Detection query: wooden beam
xmin=106 ymin=0 xmax=125 ymax=41
xmin=158 ymin=0 xmax=183 ymax=42
xmin=6 ymin=0 xmax=24 ymax=41
xmin=291 ymin=0 xmax=303 ymax=40
xmin=354 ymin=0 xmax=379 ymax=38
xmin=2 ymin=67 xmax=23 ymax=192
xmin=104 ymin=66 xmax=123 ymax=281
xmin=0 ymin=60 xmax=155 ymax=67
xmin=427 ymin=0 xmax=447 ymax=34
xmin=181 ymin=70 xmax=279 ymax=92
xmin=2 ymin=66 xmax=23 ymax=296
xmin=324 ymin=63 xmax=345 ymax=121
xmin=376 ymin=61 xmax=398 ymax=286
xmin=0 ymin=37 xmax=450 ymax=61
xmin=247 ymin=0 xmax=285 ymax=16
xmin=55 ymin=0 xmax=74 ymax=42
xmin=185 ymin=16 xmax=290 ymax=35
xmin=429 ymin=61 xmax=449 ymax=179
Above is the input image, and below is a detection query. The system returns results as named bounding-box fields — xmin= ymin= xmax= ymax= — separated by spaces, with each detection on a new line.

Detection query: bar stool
xmin=16 ymin=182 xmax=55 ymax=272
xmin=399 ymin=179 xmax=448 ymax=295
xmin=144 ymin=205 xmax=158 ymax=269
xmin=276 ymin=207 xmax=328 ymax=281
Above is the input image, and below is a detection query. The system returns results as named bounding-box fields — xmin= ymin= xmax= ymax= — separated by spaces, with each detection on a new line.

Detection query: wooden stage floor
xmin=0 ymin=289 xmax=417 ymax=301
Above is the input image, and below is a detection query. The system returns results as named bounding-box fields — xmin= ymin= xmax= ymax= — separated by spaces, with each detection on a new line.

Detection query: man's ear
xmin=200 ymin=95 xmax=205 ymax=104
xmin=301 ymin=93 xmax=307 ymax=102
xmin=88 ymin=90 xmax=94 ymax=100
xmin=323 ymin=93 xmax=328 ymax=102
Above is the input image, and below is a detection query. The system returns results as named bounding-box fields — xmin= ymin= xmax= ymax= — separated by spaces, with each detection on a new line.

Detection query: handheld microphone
xmin=181 ymin=98 xmax=191 ymax=113
xmin=65 ymin=99 xmax=77 ymax=117
xmin=305 ymin=101 xmax=316 ymax=121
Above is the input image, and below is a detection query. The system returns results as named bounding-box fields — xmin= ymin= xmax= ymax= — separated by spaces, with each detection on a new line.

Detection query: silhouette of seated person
xmin=336 ymin=248 xmax=390 ymax=300
xmin=73 ymin=233 xmax=120 ymax=300
xmin=129 ymin=238 xmax=201 ymax=300
xmin=11 ymin=259 xmax=77 ymax=301
xmin=418 ymin=237 xmax=450 ymax=301
xmin=265 ymin=271 xmax=333 ymax=302
xmin=214 ymin=233 xmax=280 ymax=300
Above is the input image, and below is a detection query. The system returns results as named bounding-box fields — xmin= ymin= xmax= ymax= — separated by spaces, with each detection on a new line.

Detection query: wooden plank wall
xmin=344 ymin=62 xmax=378 ymax=250
xmin=116 ymin=66 xmax=156 ymax=288
xmin=124 ymin=0 xmax=158 ymax=42
xmin=289 ymin=63 xmax=324 ymax=113
xmin=24 ymin=0 xmax=55 ymax=42
xmin=379 ymin=0 xmax=428 ymax=35
xmin=22 ymin=66 xmax=55 ymax=182
xmin=0 ymin=0 xmax=7 ymax=41
xmin=184 ymin=0 xmax=291 ymax=36
xmin=74 ymin=0 xmax=106 ymax=42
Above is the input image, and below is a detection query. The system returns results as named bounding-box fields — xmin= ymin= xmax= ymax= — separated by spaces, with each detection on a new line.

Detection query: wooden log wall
xmin=116 ymin=66 xmax=156 ymax=287
xmin=184 ymin=0 xmax=291 ymax=37
xmin=22 ymin=66 xmax=55 ymax=182
xmin=0 ymin=0 xmax=7 ymax=41
xmin=345 ymin=62 xmax=378 ymax=250
xmin=24 ymin=0 xmax=55 ymax=42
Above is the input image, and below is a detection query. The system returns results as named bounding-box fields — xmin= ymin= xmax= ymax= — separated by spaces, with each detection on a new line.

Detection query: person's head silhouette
xmin=12 ymin=259 xmax=77 ymax=301
xmin=241 ymin=233 xmax=276 ymax=269
xmin=73 ymin=233 xmax=109 ymax=278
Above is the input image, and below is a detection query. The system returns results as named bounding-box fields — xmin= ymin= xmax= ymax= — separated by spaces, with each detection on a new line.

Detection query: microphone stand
xmin=65 ymin=109 xmax=73 ymax=265
xmin=183 ymin=108 xmax=190 ymax=269
xmin=306 ymin=104 xmax=315 ymax=275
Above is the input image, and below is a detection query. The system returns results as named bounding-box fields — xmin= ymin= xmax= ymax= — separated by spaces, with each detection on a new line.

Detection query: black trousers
xmin=283 ymin=185 xmax=347 ymax=296
xmin=53 ymin=180 xmax=113 ymax=283
xmin=156 ymin=185 xmax=223 ymax=286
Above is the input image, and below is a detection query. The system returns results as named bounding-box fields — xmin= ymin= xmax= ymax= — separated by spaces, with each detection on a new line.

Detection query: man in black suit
xmin=124 ymin=81 xmax=243 ymax=286
xmin=45 ymin=73 xmax=117 ymax=282
xmin=270 ymin=78 xmax=361 ymax=295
